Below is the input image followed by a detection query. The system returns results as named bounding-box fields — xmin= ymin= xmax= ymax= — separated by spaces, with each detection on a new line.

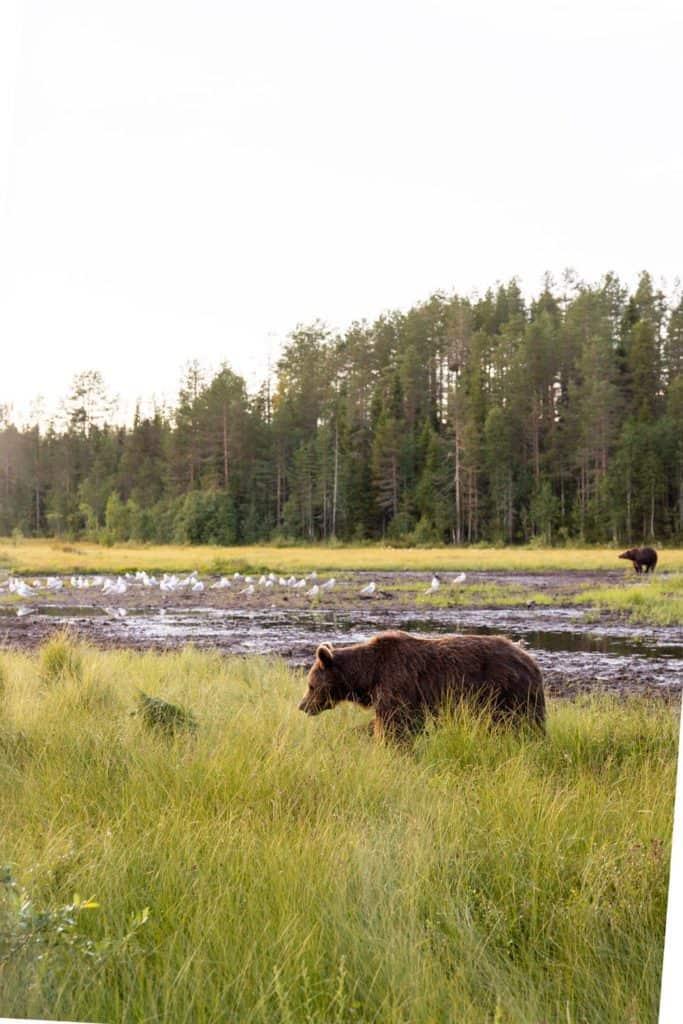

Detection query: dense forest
xmin=1 ymin=272 xmax=682 ymax=546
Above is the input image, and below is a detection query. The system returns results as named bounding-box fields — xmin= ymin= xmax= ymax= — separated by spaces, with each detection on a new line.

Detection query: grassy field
xmin=580 ymin=573 xmax=683 ymax=627
xmin=413 ymin=582 xmax=558 ymax=609
xmin=2 ymin=537 xmax=683 ymax=575
xmin=0 ymin=640 xmax=677 ymax=1023
xmin=411 ymin=575 xmax=683 ymax=626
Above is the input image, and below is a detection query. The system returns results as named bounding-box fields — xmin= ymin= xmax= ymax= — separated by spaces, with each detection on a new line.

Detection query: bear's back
xmin=369 ymin=630 xmax=541 ymax=692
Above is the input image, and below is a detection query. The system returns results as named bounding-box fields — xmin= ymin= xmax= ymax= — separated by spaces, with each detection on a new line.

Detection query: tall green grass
xmin=413 ymin=582 xmax=556 ymax=608
xmin=580 ymin=572 xmax=683 ymax=626
xmin=0 ymin=642 xmax=677 ymax=1023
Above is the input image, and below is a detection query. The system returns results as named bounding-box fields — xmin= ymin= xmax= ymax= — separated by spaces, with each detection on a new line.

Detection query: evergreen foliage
xmin=1 ymin=273 xmax=681 ymax=544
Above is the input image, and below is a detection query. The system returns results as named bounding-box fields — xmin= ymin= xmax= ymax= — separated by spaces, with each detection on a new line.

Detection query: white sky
xmin=1 ymin=0 xmax=682 ymax=424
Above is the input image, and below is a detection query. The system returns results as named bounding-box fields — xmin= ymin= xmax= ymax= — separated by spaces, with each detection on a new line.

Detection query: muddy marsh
xmin=0 ymin=641 xmax=677 ymax=1024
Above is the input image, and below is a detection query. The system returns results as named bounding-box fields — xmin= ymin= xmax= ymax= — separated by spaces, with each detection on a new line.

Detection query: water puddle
xmin=31 ymin=603 xmax=677 ymax=691
xmin=3 ymin=571 xmax=681 ymax=694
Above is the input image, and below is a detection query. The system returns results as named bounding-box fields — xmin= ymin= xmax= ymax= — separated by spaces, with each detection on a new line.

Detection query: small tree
xmin=105 ymin=492 xmax=130 ymax=542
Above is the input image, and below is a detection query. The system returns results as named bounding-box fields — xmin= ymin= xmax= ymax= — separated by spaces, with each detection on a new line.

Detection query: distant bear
xmin=298 ymin=630 xmax=546 ymax=740
xmin=618 ymin=546 xmax=658 ymax=574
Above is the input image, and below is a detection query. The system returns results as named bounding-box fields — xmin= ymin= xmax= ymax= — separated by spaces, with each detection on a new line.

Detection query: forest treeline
xmin=1 ymin=272 xmax=682 ymax=546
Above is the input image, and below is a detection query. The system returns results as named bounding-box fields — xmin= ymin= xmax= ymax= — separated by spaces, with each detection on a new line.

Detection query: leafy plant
xmin=132 ymin=691 xmax=198 ymax=737
xmin=0 ymin=867 xmax=149 ymax=969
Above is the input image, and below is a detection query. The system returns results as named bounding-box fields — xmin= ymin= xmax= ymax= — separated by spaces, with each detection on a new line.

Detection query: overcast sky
xmin=1 ymin=0 xmax=681 ymax=423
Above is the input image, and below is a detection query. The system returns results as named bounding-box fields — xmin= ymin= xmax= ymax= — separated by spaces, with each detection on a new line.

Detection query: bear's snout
xmin=299 ymin=692 xmax=330 ymax=715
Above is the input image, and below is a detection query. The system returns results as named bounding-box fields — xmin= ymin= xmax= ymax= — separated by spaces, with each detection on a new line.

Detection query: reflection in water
xmin=398 ymin=618 xmax=682 ymax=660
xmin=5 ymin=602 xmax=682 ymax=687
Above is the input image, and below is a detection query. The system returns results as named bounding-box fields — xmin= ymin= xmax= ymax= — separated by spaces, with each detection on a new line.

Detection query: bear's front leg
xmin=374 ymin=701 xmax=414 ymax=743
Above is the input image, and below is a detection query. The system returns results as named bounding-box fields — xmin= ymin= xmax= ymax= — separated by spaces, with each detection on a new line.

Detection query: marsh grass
xmin=579 ymin=573 xmax=683 ymax=626
xmin=39 ymin=629 xmax=84 ymax=684
xmin=3 ymin=537 xmax=683 ymax=575
xmin=0 ymin=642 xmax=677 ymax=1023
xmin=412 ymin=582 xmax=557 ymax=609
xmin=399 ymin=573 xmax=683 ymax=624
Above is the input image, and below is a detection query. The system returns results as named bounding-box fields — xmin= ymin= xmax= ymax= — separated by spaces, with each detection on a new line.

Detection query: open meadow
xmin=0 ymin=639 xmax=678 ymax=1024
xmin=2 ymin=6 xmax=682 ymax=1021
xmin=3 ymin=537 xmax=683 ymax=576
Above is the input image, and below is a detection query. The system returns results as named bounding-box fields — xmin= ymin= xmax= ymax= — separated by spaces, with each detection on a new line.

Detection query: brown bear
xmin=298 ymin=630 xmax=546 ymax=740
xmin=618 ymin=546 xmax=658 ymax=574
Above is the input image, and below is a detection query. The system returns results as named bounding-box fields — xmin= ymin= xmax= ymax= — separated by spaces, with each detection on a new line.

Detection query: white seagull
xmin=12 ymin=579 xmax=35 ymax=598
xmin=103 ymin=577 xmax=127 ymax=595
xmin=211 ymin=577 xmax=232 ymax=589
xmin=452 ymin=572 xmax=467 ymax=585
xmin=426 ymin=574 xmax=441 ymax=593
xmin=105 ymin=606 xmax=127 ymax=618
xmin=321 ymin=578 xmax=336 ymax=591
xmin=359 ymin=581 xmax=376 ymax=597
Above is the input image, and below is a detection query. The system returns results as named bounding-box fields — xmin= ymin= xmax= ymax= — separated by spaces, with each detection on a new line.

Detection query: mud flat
xmin=1 ymin=570 xmax=681 ymax=701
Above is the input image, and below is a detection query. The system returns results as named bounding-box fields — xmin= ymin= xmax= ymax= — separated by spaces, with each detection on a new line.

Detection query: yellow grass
xmin=2 ymin=538 xmax=683 ymax=575
xmin=0 ymin=642 xmax=677 ymax=1023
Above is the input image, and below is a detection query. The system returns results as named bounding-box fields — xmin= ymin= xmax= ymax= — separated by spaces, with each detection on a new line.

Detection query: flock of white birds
xmin=2 ymin=568 xmax=467 ymax=618
xmin=426 ymin=572 xmax=467 ymax=592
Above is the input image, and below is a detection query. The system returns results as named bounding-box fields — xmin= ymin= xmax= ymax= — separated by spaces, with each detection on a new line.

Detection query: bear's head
xmin=618 ymin=548 xmax=637 ymax=560
xmin=299 ymin=644 xmax=373 ymax=715
xmin=298 ymin=645 xmax=346 ymax=715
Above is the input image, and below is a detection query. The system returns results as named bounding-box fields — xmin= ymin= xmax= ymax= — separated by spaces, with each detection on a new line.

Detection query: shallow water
xmin=7 ymin=602 xmax=677 ymax=690
xmin=2 ymin=570 xmax=681 ymax=694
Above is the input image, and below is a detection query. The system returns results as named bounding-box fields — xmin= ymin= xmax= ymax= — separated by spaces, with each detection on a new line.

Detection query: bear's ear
xmin=317 ymin=644 xmax=334 ymax=667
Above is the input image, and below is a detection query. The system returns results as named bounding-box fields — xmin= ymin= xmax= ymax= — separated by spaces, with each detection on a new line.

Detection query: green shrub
xmin=132 ymin=692 xmax=198 ymax=737
xmin=173 ymin=490 xmax=238 ymax=545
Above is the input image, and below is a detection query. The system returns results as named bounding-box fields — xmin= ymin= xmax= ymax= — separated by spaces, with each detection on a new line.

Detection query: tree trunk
xmin=276 ymin=458 xmax=282 ymax=526
xmin=454 ymin=430 xmax=461 ymax=544
xmin=222 ymin=404 xmax=229 ymax=490
xmin=473 ymin=469 xmax=479 ymax=540
xmin=332 ymin=425 xmax=339 ymax=538
xmin=626 ymin=471 xmax=632 ymax=541
xmin=532 ymin=395 xmax=541 ymax=482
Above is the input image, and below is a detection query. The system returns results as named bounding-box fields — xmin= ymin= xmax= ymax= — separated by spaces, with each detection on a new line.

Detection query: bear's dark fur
xmin=299 ymin=630 xmax=545 ymax=740
xmin=618 ymin=546 xmax=658 ymax=574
